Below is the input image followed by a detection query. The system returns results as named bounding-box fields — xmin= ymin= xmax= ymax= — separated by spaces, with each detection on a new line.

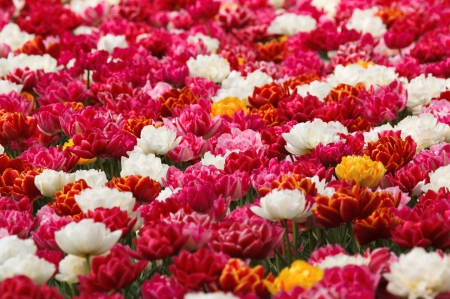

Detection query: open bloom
xmin=250 ymin=189 xmax=314 ymax=223
xmin=0 ymin=253 xmax=55 ymax=285
xmin=384 ymin=248 xmax=450 ymax=299
xmin=135 ymin=125 xmax=181 ymax=155
xmin=187 ymin=54 xmax=231 ymax=83
xmin=422 ymin=164 xmax=450 ymax=193
xmin=55 ymin=219 xmax=122 ymax=257
xmin=267 ymin=13 xmax=317 ymax=36
xmin=265 ymin=260 xmax=323 ymax=295
xmin=75 ymin=187 xmax=136 ymax=214
xmin=282 ymin=119 xmax=348 ymax=155
xmin=55 ymin=254 xmax=88 ymax=283
xmin=121 ymin=152 xmax=169 ymax=185
xmin=34 ymin=169 xmax=75 ymax=198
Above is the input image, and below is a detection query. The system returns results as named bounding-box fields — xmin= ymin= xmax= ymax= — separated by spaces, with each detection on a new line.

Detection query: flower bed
xmin=1 ymin=0 xmax=450 ymax=298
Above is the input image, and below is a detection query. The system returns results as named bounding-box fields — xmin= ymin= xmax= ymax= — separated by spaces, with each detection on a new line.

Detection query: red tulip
xmin=77 ymin=244 xmax=147 ymax=294
xmin=132 ymin=222 xmax=188 ymax=261
xmin=169 ymin=248 xmax=229 ymax=291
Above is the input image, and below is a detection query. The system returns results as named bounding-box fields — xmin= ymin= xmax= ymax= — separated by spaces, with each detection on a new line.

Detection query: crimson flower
xmin=169 ymin=248 xmax=229 ymax=291
xmin=132 ymin=222 xmax=188 ymax=261
xmin=77 ymin=244 xmax=147 ymax=294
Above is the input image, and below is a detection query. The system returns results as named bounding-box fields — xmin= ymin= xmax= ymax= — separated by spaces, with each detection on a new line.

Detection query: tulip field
xmin=1 ymin=0 xmax=450 ymax=298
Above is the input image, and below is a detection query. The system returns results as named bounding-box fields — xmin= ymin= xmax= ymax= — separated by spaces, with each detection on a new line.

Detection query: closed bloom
xmin=282 ymin=119 xmax=348 ymax=155
xmin=35 ymin=169 xmax=75 ymax=198
xmin=55 ymin=254 xmax=88 ymax=283
xmin=135 ymin=125 xmax=181 ymax=155
xmin=75 ymin=187 xmax=136 ymax=214
xmin=55 ymin=219 xmax=122 ymax=257
xmin=250 ymin=189 xmax=314 ymax=223
xmin=335 ymin=155 xmax=386 ymax=188
xmin=384 ymin=248 xmax=450 ymax=299
xmin=0 ymin=253 xmax=55 ymax=285
xmin=187 ymin=54 xmax=231 ymax=83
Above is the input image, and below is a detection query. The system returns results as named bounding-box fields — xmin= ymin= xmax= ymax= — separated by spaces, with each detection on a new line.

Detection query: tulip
xmin=219 ymin=259 xmax=271 ymax=298
xmin=108 ymin=175 xmax=161 ymax=204
xmin=335 ymin=155 xmax=386 ymax=188
xmin=55 ymin=254 xmax=88 ymax=284
xmin=209 ymin=219 xmax=282 ymax=259
xmin=77 ymin=244 xmax=146 ymax=294
xmin=169 ymin=248 xmax=229 ymax=291
xmin=0 ymin=253 xmax=55 ymax=285
xmin=83 ymin=207 xmax=138 ymax=237
xmin=0 ymin=275 xmax=63 ymax=298
xmin=0 ymin=112 xmax=37 ymax=144
xmin=141 ymin=274 xmax=187 ymax=299
xmin=54 ymin=219 xmax=122 ymax=257
xmin=51 ymin=179 xmax=90 ymax=218
xmin=12 ymin=168 xmax=43 ymax=201
xmin=34 ymin=169 xmax=76 ymax=198
xmin=211 ymin=97 xmax=249 ymax=118
xmin=31 ymin=217 xmax=72 ymax=251
xmin=179 ymin=184 xmax=216 ymax=213
xmin=313 ymin=185 xmax=381 ymax=228
xmin=74 ymin=187 xmax=135 ymax=215
xmin=132 ymin=222 xmax=187 ymax=261
xmin=250 ymin=189 xmax=314 ymax=223
xmin=0 ymin=235 xmax=37 ymax=264
xmin=265 ymin=260 xmax=323 ymax=295
xmin=160 ymin=87 xmax=199 ymax=118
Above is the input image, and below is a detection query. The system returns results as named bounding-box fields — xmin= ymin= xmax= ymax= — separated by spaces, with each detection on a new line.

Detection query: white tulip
xmin=187 ymin=54 xmax=231 ymax=83
xmin=55 ymin=219 xmax=122 ymax=257
xmin=250 ymin=189 xmax=314 ymax=223
xmin=73 ymin=169 xmax=108 ymax=188
xmin=0 ymin=254 xmax=55 ymax=284
xmin=35 ymin=170 xmax=76 ymax=198
xmin=0 ymin=236 xmax=36 ymax=265
xmin=120 ymin=152 xmax=169 ymax=185
xmin=267 ymin=13 xmax=317 ymax=36
xmin=282 ymin=119 xmax=348 ymax=155
xmin=55 ymin=254 xmax=89 ymax=283
xmin=384 ymin=248 xmax=450 ymax=299
xmin=135 ymin=125 xmax=181 ymax=156
xmin=75 ymin=187 xmax=136 ymax=214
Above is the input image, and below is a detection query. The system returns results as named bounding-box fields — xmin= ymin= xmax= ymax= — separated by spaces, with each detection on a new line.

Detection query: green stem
xmin=308 ymin=229 xmax=314 ymax=255
xmin=346 ymin=222 xmax=359 ymax=254
xmin=329 ymin=227 xmax=338 ymax=245
xmin=292 ymin=221 xmax=298 ymax=260
xmin=85 ymin=255 xmax=91 ymax=273
xmin=275 ymin=252 xmax=281 ymax=275
xmin=283 ymin=220 xmax=292 ymax=265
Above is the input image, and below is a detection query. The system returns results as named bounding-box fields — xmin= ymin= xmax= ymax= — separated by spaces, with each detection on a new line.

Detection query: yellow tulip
xmin=211 ymin=97 xmax=249 ymax=118
xmin=265 ymin=260 xmax=323 ymax=295
xmin=335 ymin=155 xmax=386 ymax=188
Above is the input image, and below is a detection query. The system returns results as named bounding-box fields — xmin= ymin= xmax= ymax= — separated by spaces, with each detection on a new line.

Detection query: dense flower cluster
xmin=1 ymin=0 xmax=450 ymax=298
